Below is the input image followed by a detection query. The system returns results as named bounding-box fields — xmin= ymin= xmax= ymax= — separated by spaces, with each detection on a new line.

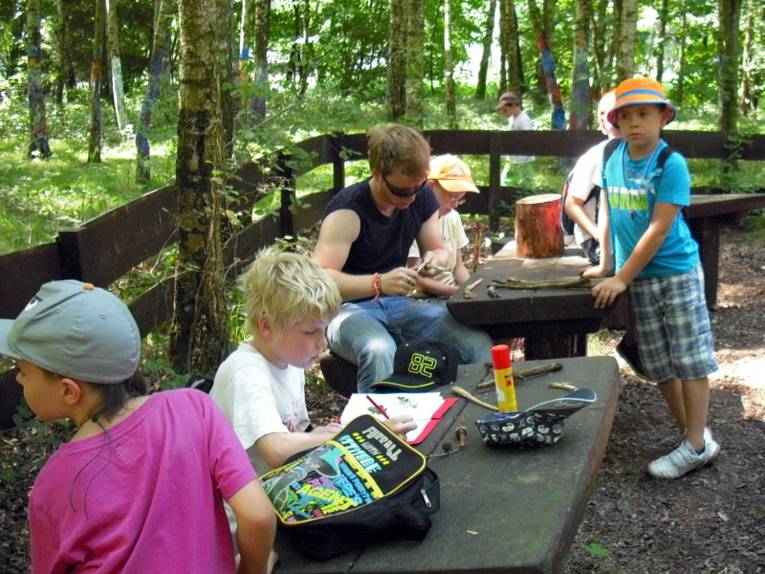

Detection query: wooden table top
xmin=446 ymin=245 xmax=612 ymax=335
xmin=273 ymin=356 xmax=621 ymax=574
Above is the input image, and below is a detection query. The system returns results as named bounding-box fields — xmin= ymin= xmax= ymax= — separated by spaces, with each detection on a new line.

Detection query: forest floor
xmin=0 ymin=223 xmax=763 ymax=573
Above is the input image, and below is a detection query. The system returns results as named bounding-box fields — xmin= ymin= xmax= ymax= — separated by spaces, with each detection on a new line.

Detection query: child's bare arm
xmin=592 ymin=202 xmax=678 ymax=308
xmin=255 ymin=428 xmax=341 ymax=468
xmin=583 ymin=188 xmax=613 ymax=279
xmin=229 ymin=480 xmax=276 ymax=574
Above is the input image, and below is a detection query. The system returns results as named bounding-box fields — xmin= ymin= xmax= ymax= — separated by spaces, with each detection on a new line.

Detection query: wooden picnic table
xmin=684 ymin=193 xmax=765 ymax=307
xmin=273 ymin=356 xmax=621 ymax=574
xmin=447 ymin=244 xmax=606 ymax=360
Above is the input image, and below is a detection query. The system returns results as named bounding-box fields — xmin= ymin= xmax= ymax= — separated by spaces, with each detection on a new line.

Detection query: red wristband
xmin=372 ymin=273 xmax=383 ymax=299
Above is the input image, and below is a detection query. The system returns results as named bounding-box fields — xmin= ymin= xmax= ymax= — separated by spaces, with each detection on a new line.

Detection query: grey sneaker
xmin=647 ymin=434 xmax=720 ymax=479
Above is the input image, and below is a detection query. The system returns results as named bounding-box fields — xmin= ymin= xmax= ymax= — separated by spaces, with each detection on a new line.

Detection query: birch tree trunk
xmin=443 ymin=0 xmax=456 ymax=127
xmin=606 ymin=0 xmax=622 ymax=85
xmin=170 ymin=0 xmax=229 ymax=375
xmin=135 ymin=0 xmax=174 ymax=183
xmin=616 ymin=0 xmax=637 ymax=82
xmin=405 ymin=0 xmax=425 ymax=127
xmin=250 ymin=0 xmax=270 ymax=120
xmin=474 ymin=0 xmax=496 ymax=100
xmin=27 ymin=0 xmax=51 ymax=158
xmin=718 ymin=0 xmax=742 ymax=133
xmin=88 ymin=0 xmax=106 ymax=163
xmin=569 ymin=0 xmax=591 ymax=130
xmin=387 ymin=0 xmax=406 ymax=120
xmin=105 ymin=0 xmax=127 ymax=132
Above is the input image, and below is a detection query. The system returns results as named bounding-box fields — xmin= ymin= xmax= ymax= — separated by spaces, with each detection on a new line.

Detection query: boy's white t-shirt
xmin=409 ymin=209 xmax=469 ymax=286
xmin=210 ymin=340 xmax=310 ymax=474
xmin=568 ymin=139 xmax=609 ymax=245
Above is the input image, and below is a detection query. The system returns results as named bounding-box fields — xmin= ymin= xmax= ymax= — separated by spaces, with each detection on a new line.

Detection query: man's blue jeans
xmin=326 ymin=296 xmax=492 ymax=392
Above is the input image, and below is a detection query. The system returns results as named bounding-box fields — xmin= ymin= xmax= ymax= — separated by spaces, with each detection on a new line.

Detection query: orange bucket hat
xmin=428 ymin=154 xmax=480 ymax=194
xmin=607 ymin=77 xmax=676 ymax=127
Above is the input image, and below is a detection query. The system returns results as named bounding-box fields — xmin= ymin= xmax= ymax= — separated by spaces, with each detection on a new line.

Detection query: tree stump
xmin=514 ymin=193 xmax=564 ymax=258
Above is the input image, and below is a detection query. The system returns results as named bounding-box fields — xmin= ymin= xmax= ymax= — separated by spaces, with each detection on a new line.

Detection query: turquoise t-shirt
xmin=602 ymin=140 xmax=699 ymax=278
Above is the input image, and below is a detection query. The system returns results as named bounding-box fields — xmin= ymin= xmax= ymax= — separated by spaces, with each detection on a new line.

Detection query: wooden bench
xmin=274 ymin=356 xmax=622 ymax=574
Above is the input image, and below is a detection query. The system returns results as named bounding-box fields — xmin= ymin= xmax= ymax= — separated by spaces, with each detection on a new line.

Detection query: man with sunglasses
xmin=313 ymin=124 xmax=492 ymax=393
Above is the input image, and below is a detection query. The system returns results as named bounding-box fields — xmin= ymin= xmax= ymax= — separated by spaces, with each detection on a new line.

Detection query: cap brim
xmin=0 ymin=319 xmax=20 ymax=359
xmin=372 ymin=373 xmax=441 ymax=392
xmin=437 ymin=179 xmax=480 ymax=194
xmin=607 ymin=100 xmax=676 ymax=127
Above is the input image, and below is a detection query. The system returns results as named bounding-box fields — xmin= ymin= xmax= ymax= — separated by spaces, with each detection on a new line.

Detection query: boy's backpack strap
xmin=655 ymin=145 xmax=675 ymax=171
xmin=603 ymin=138 xmax=621 ymax=164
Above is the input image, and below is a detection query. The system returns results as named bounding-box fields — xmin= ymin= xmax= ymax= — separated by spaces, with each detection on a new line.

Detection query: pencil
xmin=366 ymin=395 xmax=390 ymax=419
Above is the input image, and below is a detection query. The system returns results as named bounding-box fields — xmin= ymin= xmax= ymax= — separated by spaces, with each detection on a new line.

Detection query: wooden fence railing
xmin=2 ymin=129 xmax=764 ymax=427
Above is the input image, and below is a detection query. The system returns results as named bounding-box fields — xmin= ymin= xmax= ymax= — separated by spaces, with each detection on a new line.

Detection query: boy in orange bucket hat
xmin=588 ymin=77 xmax=719 ymax=479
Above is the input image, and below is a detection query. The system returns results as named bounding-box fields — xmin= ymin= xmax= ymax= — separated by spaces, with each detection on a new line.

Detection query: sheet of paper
xmin=340 ymin=392 xmax=455 ymax=444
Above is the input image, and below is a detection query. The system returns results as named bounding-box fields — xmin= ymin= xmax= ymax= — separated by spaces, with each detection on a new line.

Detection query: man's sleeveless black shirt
xmin=324 ymin=179 xmax=439 ymax=275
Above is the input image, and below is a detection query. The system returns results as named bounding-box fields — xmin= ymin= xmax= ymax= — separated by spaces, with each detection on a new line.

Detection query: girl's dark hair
xmin=90 ymin=372 xmax=148 ymax=420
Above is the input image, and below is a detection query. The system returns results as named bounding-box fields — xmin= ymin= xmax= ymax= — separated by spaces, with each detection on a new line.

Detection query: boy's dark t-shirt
xmin=324 ymin=179 xmax=439 ymax=275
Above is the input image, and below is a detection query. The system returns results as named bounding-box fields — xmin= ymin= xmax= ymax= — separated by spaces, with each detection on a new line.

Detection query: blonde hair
xmin=367 ymin=124 xmax=431 ymax=178
xmin=239 ymin=247 xmax=341 ymax=334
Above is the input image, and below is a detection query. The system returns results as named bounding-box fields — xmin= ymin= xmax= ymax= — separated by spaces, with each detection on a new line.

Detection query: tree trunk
xmin=88 ymin=0 xmax=106 ymax=163
xmin=26 ymin=0 xmax=51 ymax=158
xmin=606 ymin=0 xmax=622 ymax=86
xmin=498 ymin=0 xmax=509 ymax=93
xmin=739 ymin=0 xmax=758 ymax=114
xmin=474 ymin=0 xmax=496 ymax=100
xmin=443 ymin=0 xmax=456 ymax=127
xmin=388 ymin=0 xmax=406 ymax=120
xmin=675 ymin=10 xmax=687 ymax=106
xmin=569 ymin=0 xmax=591 ymax=130
xmin=405 ymin=0 xmax=425 ymax=127
xmin=170 ymin=0 xmax=229 ymax=375
xmin=238 ymin=0 xmax=250 ymax=108
xmin=250 ymin=0 xmax=270 ymax=120
xmin=590 ymin=0 xmax=607 ymax=96
xmin=655 ymin=0 xmax=669 ymax=82
xmin=616 ymin=0 xmax=637 ymax=82
xmin=105 ymin=0 xmax=127 ymax=133
xmin=55 ymin=0 xmax=76 ymax=105
xmin=298 ymin=0 xmax=310 ymax=95
xmin=286 ymin=0 xmax=300 ymax=87
xmin=528 ymin=0 xmax=565 ymax=128
xmin=136 ymin=0 xmax=174 ymax=183
xmin=718 ymin=0 xmax=742 ymax=133
xmin=498 ymin=0 xmax=521 ymax=96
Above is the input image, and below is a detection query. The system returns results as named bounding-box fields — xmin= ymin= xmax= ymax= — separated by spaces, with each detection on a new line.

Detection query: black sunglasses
xmin=381 ymin=173 xmax=428 ymax=197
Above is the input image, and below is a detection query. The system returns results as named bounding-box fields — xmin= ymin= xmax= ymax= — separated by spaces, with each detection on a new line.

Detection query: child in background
xmin=1 ymin=280 xmax=275 ymax=574
xmin=564 ymin=90 xmax=621 ymax=266
xmin=407 ymin=154 xmax=479 ymax=298
xmin=211 ymin=247 xmax=415 ymax=474
xmin=590 ymin=77 xmax=719 ymax=479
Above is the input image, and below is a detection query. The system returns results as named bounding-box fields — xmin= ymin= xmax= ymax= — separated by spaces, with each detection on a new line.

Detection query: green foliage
xmin=0 ymin=89 xmax=176 ymax=254
xmin=584 ymin=541 xmax=611 ymax=558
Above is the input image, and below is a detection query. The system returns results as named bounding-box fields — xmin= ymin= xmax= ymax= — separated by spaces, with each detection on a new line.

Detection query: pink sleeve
xmin=201 ymin=392 xmax=258 ymax=499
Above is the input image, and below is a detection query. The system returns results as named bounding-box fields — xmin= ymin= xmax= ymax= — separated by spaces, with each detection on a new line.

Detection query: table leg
xmin=524 ymin=334 xmax=587 ymax=360
xmin=688 ymin=217 xmax=720 ymax=309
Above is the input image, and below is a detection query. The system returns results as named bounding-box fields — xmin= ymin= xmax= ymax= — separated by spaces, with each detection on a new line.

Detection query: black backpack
xmin=259 ymin=414 xmax=440 ymax=560
xmin=559 ymin=139 xmax=675 ymax=235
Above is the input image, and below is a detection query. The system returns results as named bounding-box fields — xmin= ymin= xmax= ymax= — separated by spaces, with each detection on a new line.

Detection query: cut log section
xmin=514 ymin=193 xmax=564 ymax=258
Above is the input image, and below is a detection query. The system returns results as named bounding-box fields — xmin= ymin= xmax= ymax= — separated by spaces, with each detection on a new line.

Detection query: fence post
xmin=276 ymin=152 xmax=295 ymax=238
xmin=57 ymin=229 xmax=85 ymax=281
xmin=330 ymin=131 xmax=346 ymax=193
xmin=488 ymin=131 xmax=502 ymax=231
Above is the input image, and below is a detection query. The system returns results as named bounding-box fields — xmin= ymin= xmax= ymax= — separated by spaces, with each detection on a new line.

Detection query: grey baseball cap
xmin=0 ymin=280 xmax=140 ymax=384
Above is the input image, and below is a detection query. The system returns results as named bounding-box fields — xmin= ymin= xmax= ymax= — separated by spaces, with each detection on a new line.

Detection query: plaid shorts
xmin=629 ymin=265 xmax=718 ymax=382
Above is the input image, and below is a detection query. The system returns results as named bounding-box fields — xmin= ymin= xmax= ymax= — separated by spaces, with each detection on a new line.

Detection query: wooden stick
xmin=476 ymin=361 xmax=564 ymax=390
xmin=452 ymin=385 xmax=498 ymax=411
xmin=463 ymin=277 xmax=483 ymax=299
xmin=492 ymin=275 xmax=589 ymax=289
xmin=549 ymin=382 xmax=578 ymax=391
xmin=471 ymin=222 xmax=485 ymax=274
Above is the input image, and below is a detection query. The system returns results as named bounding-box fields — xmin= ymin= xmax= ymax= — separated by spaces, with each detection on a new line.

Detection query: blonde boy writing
xmin=211 ymin=247 xmax=415 ymax=473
